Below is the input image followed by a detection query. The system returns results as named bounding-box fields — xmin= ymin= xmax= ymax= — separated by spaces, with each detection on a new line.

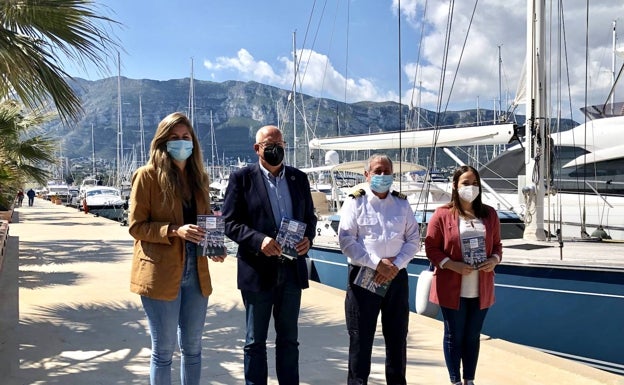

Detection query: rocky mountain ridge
xmin=46 ymin=77 xmax=576 ymax=172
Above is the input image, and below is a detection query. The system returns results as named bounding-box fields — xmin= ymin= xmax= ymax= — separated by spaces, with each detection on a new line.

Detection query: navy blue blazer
xmin=222 ymin=163 xmax=317 ymax=292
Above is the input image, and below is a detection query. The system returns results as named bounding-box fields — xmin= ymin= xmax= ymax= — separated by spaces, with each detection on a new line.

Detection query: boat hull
xmin=307 ymin=243 xmax=624 ymax=374
xmin=86 ymin=204 xmax=125 ymax=222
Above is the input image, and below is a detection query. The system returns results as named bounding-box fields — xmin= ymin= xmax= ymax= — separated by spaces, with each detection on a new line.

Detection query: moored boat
xmin=303 ymin=1 xmax=624 ymax=374
xmin=308 ymin=229 xmax=624 ymax=374
xmin=81 ymin=186 xmax=126 ymax=222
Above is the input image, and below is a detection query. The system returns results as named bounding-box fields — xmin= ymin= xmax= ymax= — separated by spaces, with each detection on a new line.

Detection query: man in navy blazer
xmin=222 ymin=125 xmax=317 ymax=385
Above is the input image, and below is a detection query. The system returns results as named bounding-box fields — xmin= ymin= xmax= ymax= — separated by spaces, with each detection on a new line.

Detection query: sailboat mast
xmin=91 ymin=123 xmax=96 ymax=176
xmin=611 ymin=20 xmax=617 ymax=114
xmin=292 ymin=31 xmax=297 ymax=168
xmin=139 ymin=95 xmax=146 ymax=165
xmin=189 ymin=58 xmax=195 ymax=130
xmin=116 ymin=51 xmax=124 ymax=188
xmin=498 ymin=45 xmax=503 ymax=122
xmin=210 ymin=110 xmax=215 ymax=179
xmin=59 ymin=142 xmax=64 ymax=181
xmin=523 ymin=0 xmax=546 ymax=241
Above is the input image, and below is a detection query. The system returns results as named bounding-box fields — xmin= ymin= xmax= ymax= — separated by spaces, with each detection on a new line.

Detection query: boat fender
xmin=349 ymin=189 xmax=366 ymax=199
xmin=82 ymin=199 xmax=89 ymax=214
xmin=391 ymin=191 xmax=407 ymax=199
xmin=415 ymin=265 xmax=440 ymax=318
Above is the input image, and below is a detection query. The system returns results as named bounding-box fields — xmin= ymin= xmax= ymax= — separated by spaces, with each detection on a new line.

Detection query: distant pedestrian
xmin=425 ymin=165 xmax=502 ymax=385
xmin=16 ymin=190 xmax=24 ymax=207
xmin=338 ymin=153 xmax=420 ymax=385
xmin=128 ymin=112 xmax=225 ymax=385
xmin=26 ymin=188 xmax=36 ymax=206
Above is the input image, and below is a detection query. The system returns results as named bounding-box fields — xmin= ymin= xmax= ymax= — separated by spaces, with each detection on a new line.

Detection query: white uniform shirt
xmin=338 ymin=186 xmax=420 ymax=270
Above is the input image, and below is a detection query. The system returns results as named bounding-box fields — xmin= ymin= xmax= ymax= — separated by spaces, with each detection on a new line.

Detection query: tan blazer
xmin=128 ymin=165 xmax=213 ymax=300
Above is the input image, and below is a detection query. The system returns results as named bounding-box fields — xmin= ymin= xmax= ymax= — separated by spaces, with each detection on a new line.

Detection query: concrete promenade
xmin=1 ymin=198 xmax=622 ymax=384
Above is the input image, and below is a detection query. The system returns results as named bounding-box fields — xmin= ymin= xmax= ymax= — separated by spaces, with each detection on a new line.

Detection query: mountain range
xmin=46 ymin=77 xmax=577 ymax=172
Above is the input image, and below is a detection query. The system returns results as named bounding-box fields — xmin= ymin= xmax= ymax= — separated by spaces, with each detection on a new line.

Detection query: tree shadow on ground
xmin=14 ymin=298 xmax=375 ymax=384
xmin=19 ymin=239 xmax=132 ymax=267
xmin=17 ymin=301 xmax=149 ymax=385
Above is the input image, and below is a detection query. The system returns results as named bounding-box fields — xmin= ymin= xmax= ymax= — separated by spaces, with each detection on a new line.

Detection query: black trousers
xmin=345 ymin=264 xmax=409 ymax=385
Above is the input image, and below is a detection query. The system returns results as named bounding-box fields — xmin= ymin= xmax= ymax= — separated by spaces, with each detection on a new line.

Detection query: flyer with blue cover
xmin=197 ymin=215 xmax=226 ymax=257
xmin=461 ymin=235 xmax=487 ymax=268
xmin=276 ymin=217 xmax=306 ymax=259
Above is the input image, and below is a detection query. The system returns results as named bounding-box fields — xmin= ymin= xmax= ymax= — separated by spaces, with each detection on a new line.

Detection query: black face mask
xmin=263 ymin=144 xmax=285 ymax=166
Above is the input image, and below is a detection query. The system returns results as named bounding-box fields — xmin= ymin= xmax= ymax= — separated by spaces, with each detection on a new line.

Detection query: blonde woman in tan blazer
xmin=129 ymin=112 xmax=225 ymax=385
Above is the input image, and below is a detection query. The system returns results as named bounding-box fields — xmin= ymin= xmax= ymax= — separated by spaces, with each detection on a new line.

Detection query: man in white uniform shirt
xmin=338 ymin=154 xmax=420 ymax=385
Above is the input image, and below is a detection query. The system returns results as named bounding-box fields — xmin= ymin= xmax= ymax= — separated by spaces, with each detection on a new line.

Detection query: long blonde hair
xmin=148 ymin=112 xmax=210 ymax=207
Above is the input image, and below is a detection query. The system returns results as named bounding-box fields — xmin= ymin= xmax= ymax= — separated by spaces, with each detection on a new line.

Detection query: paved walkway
xmin=1 ymin=198 xmax=622 ymax=384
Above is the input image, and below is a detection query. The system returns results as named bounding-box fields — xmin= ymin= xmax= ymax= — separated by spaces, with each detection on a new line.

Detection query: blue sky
xmin=66 ymin=0 xmax=624 ymax=122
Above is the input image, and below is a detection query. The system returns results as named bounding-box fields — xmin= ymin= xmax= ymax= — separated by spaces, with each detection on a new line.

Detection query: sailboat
xmin=81 ymin=52 xmax=127 ymax=222
xmin=305 ymin=0 xmax=624 ymax=374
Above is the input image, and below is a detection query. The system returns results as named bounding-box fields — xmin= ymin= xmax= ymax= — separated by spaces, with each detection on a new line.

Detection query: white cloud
xmin=203 ymin=49 xmax=283 ymax=84
xmin=203 ymin=48 xmax=398 ymax=103
xmin=399 ymin=0 xmax=624 ymax=121
xmin=204 ymin=1 xmax=624 ymax=122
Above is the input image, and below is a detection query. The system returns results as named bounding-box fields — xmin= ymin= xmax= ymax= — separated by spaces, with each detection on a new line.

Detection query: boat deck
xmin=499 ymin=237 xmax=624 ymax=270
xmin=313 ymin=225 xmax=624 ymax=271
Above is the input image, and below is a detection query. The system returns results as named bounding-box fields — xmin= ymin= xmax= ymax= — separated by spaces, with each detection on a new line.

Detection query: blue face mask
xmin=369 ymin=174 xmax=393 ymax=193
xmin=166 ymin=140 xmax=193 ymax=161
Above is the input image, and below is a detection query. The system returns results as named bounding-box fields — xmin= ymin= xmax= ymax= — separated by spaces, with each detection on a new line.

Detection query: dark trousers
xmin=345 ymin=265 xmax=409 ymax=385
xmin=440 ymin=297 xmax=489 ymax=383
xmin=241 ymin=262 xmax=301 ymax=385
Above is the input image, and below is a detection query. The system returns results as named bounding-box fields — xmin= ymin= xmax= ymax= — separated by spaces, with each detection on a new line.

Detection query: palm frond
xmin=0 ymin=0 xmax=120 ymax=124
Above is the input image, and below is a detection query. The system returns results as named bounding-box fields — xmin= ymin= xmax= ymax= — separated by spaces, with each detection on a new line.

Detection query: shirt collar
xmin=259 ymin=162 xmax=285 ymax=180
xmin=365 ymin=185 xmax=392 ymax=200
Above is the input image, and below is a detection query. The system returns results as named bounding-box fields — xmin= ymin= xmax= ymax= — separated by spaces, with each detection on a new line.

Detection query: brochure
xmin=353 ymin=266 xmax=390 ymax=297
xmin=276 ymin=217 xmax=307 ymax=259
xmin=196 ymin=214 xmax=226 ymax=257
xmin=461 ymin=235 xmax=487 ymax=268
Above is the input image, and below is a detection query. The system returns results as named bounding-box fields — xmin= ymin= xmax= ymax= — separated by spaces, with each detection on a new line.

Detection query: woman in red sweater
xmin=425 ymin=165 xmax=502 ymax=385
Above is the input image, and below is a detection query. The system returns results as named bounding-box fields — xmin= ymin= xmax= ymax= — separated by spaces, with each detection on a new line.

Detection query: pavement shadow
xmin=198 ymin=301 xmax=352 ymax=384
xmin=13 ymin=287 xmax=430 ymax=384
xmin=20 ymin=239 xmax=132 ymax=267
xmin=15 ymin=206 xmax=122 ymax=227
xmin=18 ymin=239 xmax=133 ymax=290
xmin=19 ymin=270 xmax=81 ymax=290
xmin=17 ymin=301 xmax=149 ymax=384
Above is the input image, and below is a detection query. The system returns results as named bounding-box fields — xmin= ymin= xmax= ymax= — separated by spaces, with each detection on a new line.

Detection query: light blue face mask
xmin=166 ymin=140 xmax=193 ymax=161
xmin=370 ymin=174 xmax=393 ymax=193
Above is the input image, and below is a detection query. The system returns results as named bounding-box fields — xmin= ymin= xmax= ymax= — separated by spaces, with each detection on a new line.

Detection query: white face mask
xmin=458 ymin=185 xmax=480 ymax=203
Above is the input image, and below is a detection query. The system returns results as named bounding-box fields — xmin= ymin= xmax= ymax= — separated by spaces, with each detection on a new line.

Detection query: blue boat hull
xmin=308 ymin=244 xmax=624 ymax=374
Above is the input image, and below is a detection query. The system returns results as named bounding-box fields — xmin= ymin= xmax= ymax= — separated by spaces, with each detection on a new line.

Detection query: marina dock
xmin=1 ymin=199 xmax=622 ymax=384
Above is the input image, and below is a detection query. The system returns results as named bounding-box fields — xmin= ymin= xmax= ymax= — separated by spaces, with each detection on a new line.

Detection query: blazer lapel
xmin=285 ymin=168 xmax=303 ymax=220
xmin=251 ymin=164 xmax=276 ymax=226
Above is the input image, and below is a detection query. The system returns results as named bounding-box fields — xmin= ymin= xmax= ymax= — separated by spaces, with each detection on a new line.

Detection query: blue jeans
xmin=440 ymin=297 xmax=489 ymax=383
xmin=141 ymin=242 xmax=209 ymax=385
xmin=241 ymin=262 xmax=302 ymax=385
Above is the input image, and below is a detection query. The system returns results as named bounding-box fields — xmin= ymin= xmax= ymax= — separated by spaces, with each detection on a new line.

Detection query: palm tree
xmin=0 ymin=0 xmax=119 ymax=208
xmin=0 ymin=0 xmax=120 ymax=124
xmin=0 ymin=99 xmax=57 ymax=208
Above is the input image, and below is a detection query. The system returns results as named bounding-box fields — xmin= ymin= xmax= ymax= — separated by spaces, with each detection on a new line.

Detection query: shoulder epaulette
xmin=391 ymin=190 xmax=407 ymax=200
xmin=349 ymin=189 xmax=366 ymax=199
